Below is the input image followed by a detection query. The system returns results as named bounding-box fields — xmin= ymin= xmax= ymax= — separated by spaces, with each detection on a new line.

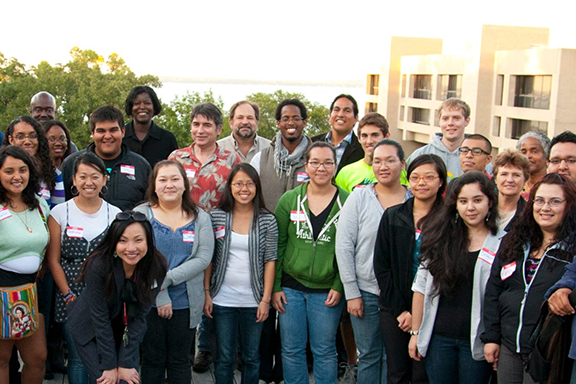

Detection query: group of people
xmin=1 ymin=87 xmax=576 ymax=384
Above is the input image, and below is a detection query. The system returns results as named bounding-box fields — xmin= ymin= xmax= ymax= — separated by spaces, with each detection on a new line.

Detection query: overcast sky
xmin=2 ymin=0 xmax=574 ymax=82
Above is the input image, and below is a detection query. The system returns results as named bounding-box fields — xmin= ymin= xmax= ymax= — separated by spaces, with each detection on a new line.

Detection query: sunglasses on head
xmin=115 ymin=212 xmax=147 ymax=222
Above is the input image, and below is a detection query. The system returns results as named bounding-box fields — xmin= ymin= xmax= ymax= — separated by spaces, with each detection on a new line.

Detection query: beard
xmin=235 ymin=125 xmax=256 ymax=139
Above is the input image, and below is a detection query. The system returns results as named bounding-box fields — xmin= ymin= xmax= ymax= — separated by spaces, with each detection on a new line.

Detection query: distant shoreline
xmin=158 ymin=76 xmax=363 ymax=88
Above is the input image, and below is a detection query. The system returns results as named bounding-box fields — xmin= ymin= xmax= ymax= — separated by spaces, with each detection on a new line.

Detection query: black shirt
xmin=123 ymin=121 xmax=178 ymax=168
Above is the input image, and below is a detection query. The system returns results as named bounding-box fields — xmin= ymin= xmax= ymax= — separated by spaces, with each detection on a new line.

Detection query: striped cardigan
xmin=209 ymin=208 xmax=278 ymax=303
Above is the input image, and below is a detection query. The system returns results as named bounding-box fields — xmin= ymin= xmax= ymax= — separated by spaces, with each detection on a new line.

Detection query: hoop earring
xmin=70 ymin=185 xmax=79 ymax=196
xmin=100 ymin=186 xmax=109 ymax=196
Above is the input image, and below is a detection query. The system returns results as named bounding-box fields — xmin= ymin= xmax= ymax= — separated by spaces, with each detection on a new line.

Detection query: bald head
xmin=30 ymin=92 xmax=56 ymax=122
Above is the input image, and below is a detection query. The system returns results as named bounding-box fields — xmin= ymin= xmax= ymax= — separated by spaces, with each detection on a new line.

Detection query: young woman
xmin=483 ymin=173 xmax=576 ymax=384
xmin=67 ymin=211 xmax=167 ymax=384
xmin=409 ymin=171 xmax=504 ymax=384
xmin=336 ymin=139 xmax=412 ymax=384
xmin=203 ymin=163 xmax=278 ymax=384
xmin=42 ymin=120 xmax=72 ymax=169
xmin=136 ymin=160 xmax=214 ymax=384
xmin=272 ymin=141 xmax=348 ymax=384
xmin=47 ymin=152 xmax=121 ymax=384
xmin=0 ymin=145 xmax=50 ymax=384
xmin=373 ymin=154 xmax=447 ymax=384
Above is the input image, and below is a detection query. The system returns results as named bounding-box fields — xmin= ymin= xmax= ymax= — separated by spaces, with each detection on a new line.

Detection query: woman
xmin=67 ymin=211 xmax=167 ymax=384
xmin=336 ymin=139 xmax=413 ymax=384
xmin=204 ymin=163 xmax=278 ymax=384
xmin=373 ymin=154 xmax=447 ymax=384
xmin=483 ymin=173 xmax=576 ymax=384
xmin=47 ymin=152 xmax=121 ymax=384
xmin=136 ymin=160 xmax=214 ymax=384
xmin=409 ymin=171 xmax=504 ymax=384
xmin=272 ymin=141 xmax=348 ymax=384
xmin=42 ymin=119 xmax=72 ymax=169
xmin=0 ymin=145 xmax=50 ymax=383
xmin=493 ymin=149 xmax=529 ymax=231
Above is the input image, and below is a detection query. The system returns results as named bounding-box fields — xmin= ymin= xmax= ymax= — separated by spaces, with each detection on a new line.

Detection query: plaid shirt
xmin=325 ymin=130 xmax=353 ymax=166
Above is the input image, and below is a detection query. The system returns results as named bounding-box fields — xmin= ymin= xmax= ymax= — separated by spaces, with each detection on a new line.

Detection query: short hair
xmin=358 ymin=113 xmax=389 ymax=137
xmin=191 ymin=102 xmax=223 ymax=128
xmin=516 ymin=131 xmax=551 ymax=158
xmin=463 ymin=134 xmax=492 ymax=153
xmin=30 ymin=91 xmax=56 ymax=110
xmin=493 ymin=149 xmax=530 ymax=181
xmin=218 ymin=163 xmax=268 ymax=224
xmin=373 ymin=139 xmax=405 ymax=162
xmin=549 ymin=131 xmax=576 ymax=159
xmin=304 ymin=141 xmax=336 ymax=163
xmin=0 ymin=146 xmax=41 ymax=210
xmin=146 ymin=160 xmax=197 ymax=218
xmin=330 ymin=94 xmax=359 ymax=118
xmin=275 ymin=99 xmax=308 ymax=121
xmin=438 ymin=98 xmax=471 ymax=120
xmin=124 ymin=86 xmax=162 ymax=117
xmin=42 ymin=120 xmax=73 ymax=160
xmin=230 ymin=101 xmax=260 ymax=121
xmin=89 ymin=106 xmax=125 ymax=132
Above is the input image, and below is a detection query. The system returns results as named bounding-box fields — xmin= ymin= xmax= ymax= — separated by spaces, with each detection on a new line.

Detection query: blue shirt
xmin=325 ymin=130 xmax=353 ymax=166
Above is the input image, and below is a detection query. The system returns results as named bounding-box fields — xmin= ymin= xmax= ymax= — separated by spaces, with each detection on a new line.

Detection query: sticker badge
xmin=120 ymin=165 xmax=135 ymax=176
xmin=297 ymin=172 xmax=309 ymax=183
xmin=501 ymin=261 xmax=517 ymax=281
xmin=66 ymin=226 xmax=84 ymax=238
xmin=39 ymin=187 xmax=50 ymax=199
xmin=479 ymin=247 xmax=496 ymax=265
xmin=290 ymin=210 xmax=307 ymax=222
xmin=215 ymin=226 xmax=225 ymax=239
xmin=183 ymin=231 xmax=195 ymax=243
xmin=186 ymin=168 xmax=196 ymax=179
xmin=0 ymin=207 xmax=12 ymax=221
xmin=415 ymin=229 xmax=422 ymax=241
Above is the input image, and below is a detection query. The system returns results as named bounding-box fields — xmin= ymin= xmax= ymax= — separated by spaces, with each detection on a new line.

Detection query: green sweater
xmin=273 ymin=183 xmax=348 ymax=293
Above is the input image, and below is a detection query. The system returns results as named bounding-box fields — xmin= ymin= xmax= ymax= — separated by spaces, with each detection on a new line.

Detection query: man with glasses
xmin=458 ymin=134 xmax=493 ymax=175
xmin=547 ymin=131 xmax=576 ymax=184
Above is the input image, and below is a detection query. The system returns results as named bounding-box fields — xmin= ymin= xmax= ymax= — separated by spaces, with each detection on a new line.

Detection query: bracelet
xmin=409 ymin=330 xmax=420 ymax=336
xmin=63 ymin=291 xmax=76 ymax=305
xmin=204 ymin=289 xmax=210 ymax=292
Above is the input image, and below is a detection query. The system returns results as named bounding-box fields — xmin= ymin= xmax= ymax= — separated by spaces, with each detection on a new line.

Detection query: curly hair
xmin=0 ymin=146 xmax=41 ymax=210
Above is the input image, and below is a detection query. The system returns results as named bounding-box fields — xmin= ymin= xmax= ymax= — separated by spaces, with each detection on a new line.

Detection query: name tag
xmin=297 ymin=172 xmax=309 ymax=183
xmin=120 ymin=165 xmax=135 ymax=176
xmin=215 ymin=226 xmax=225 ymax=239
xmin=0 ymin=207 xmax=12 ymax=221
xmin=66 ymin=226 xmax=83 ymax=238
xmin=415 ymin=229 xmax=422 ymax=241
xmin=354 ymin=184 xmax=367 ymax=190
xmin=290 ymin=210 xmax=306 ymax=222
xmin=501 ymin=261 xmax=517 ymax=281
xmin=186 ymin=169 xmax=196 ymax=179
xmin=39 ymin=187 xmax=50 ymax=199
xmin=479 ymin=247 xmax=496 ymax=265
xmin=183 ymin=230 xmax=195 ymax=243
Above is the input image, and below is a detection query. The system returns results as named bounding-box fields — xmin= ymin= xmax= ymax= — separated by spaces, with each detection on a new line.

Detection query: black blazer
xmin=311 ymin=131 xmax=364 ymax=175
xmin=67 ymin=256 xmax=155 ymax=371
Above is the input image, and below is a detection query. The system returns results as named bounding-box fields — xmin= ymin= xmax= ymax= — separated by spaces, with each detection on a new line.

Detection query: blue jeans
xmin=63 ymin=323 xmax=88 ymax=384
xmin=424 ymin=334 xmax=491 ymax=384
xmin=197 ymin=313 xmax=215 ymax=353
xmin=213 ymin=305 xmax=264 ymax=384
xmin=349 ymin=291 xmax=387 ymax=384
xmin=279 ymin=287 xmax=344 ymax=384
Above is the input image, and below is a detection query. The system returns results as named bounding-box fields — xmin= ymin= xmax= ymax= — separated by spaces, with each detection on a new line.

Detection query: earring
xmin=454 ymin=212 xmax=459 ymax=223
xmin=486 ymin=211 xmax=491 ymax=222
xmin=101 ymin=186 xmax=109 ymax=196
xmin=70 ymin=185 xmax=79 ymax=196
xmin=113 ymin=251 xmax=118 ymax=258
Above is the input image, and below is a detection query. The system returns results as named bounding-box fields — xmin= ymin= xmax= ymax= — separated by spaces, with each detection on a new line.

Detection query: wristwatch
xmin=409 ymin=330 xmax=420 ymax=336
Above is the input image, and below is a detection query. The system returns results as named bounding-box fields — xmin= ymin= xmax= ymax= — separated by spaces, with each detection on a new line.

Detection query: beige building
xmin=366 ymin=25 xmax=576 ymax=154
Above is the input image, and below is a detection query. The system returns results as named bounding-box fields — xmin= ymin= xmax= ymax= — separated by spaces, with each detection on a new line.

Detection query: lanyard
xmin=122 ymin=269 xmax=137 ymax=347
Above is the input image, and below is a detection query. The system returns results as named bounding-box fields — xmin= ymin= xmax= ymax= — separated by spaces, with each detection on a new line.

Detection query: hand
xmin=117 ymin=367 xmax=140 ymax=384
xmin=397 ymin=311 xmax=412 ymax=332
xmin=408 ymin=335 xmax=421 ymax=361
xmin=484 ymin=343 xmax=500 ymax=370
xmin=203 ymin=294 xmax=213 ymax=319
xmin=272 ymin=292 xmax=287 ymax=314
xmin=257 ymin=300 xmax=270 ymax=322
xmin=325 ymin=290 xmax=342 ymax=307
xmin=157 ymin=303 xmax=172 ymax=319
xmin=548 ymin=288 xmax=575 ymax=316
xmin=347 ymin=298 xmax=364 ymax=318
xmin=37 ymin=262 xmax=48 ymax=281
xmin=96 ymin=368 xmax=117 ymax=384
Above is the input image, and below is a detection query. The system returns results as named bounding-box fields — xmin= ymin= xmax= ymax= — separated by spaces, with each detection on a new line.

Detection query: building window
xmin=401 ymin=74 xmax=407 ymax=98
xmin=510 ymin=118 xmax=548 ymax=139
xmin=365 ymin=102 xmax=378 ymax=114
xmin=412 ymin=75 xmax=432 ymax=99
xmin=437 ymin=75 xmax=462 ymax=100
xmin=399 ymin=106 xmax=405 ymax=121
xmin=367 ymin=75 xmax=379 ymax=96
xmin=410 ymin=107 xmax=430 ymax=125
xmin=495 ymin=75 xmax=504 ymax=106
xmin=514 ymin=75 xmax=552 ymax=109
xmin=492 ymin=116 xmax=501 ymax=137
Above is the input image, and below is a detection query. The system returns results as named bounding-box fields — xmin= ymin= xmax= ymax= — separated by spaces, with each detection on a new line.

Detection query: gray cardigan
xmin=134 ymin=203 xmax=214 ymax=328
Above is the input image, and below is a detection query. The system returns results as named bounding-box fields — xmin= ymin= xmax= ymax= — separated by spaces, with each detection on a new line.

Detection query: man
xmin=406 ymin=98 xmax=471 ymax=180
xmin=123 ymin=86 xmax=178 ymax=167
xmin=312 ymin=94 xmax=364 ymax=175
xmin=30 ymin=91 xmax=56 ymax=122
xmin=517 ymin=131 xmax=550 ymax=198
xmin=459 ymin=134 xmax=493 ymax=175
xmin=218 ymin=100 xmax=270 ymax=163
xmin=547 ymin=131 xmax=576 ymax=183
xmin=169 ymin=102 xmax=240 ymax=212
xmin=61 ymin=105 xmax=151 ymax=210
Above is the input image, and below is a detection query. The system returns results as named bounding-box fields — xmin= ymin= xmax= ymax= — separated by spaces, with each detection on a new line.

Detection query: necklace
xmin=15 ymin=210 xmax=33 ymax=233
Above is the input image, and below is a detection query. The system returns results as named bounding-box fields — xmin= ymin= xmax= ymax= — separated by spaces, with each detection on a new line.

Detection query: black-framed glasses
xmin=459 ymin=146 xmax=490 ymax=156
xmin=279 ymin=116 xmax=303 ymax=123
xmin=12 ymin=133 xmax=39 ymax=141
xmin=307 ymin=161 xmax=335 ymax=169
xmin=47 ymin=136 xmax=67 ymax=143
xmin=116 ymin=212 xmax=147 ymax=222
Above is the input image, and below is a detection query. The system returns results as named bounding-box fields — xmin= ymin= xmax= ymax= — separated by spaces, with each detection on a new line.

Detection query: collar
xmin=326 ymin=130 xmax=353 ymax=146
xmin=87 ymin=142 xmax=129 ymax=163
xmin=125 ymin=121 xmax=162 ymax=140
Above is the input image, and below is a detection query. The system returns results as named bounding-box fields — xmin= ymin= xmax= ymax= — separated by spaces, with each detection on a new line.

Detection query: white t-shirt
xmin=50 ymin=199 xmax=121 ymax=241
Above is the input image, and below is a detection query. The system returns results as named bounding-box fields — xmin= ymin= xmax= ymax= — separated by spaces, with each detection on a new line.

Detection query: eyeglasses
xmin=116 ymin=212 xmax=147 ymax=222
xmin=373 ymin=159 xmax=399 ymax=167
xmin=231 ymin=182 xmax=256 ymax=189
xmin=47 ymin=136 xmax=67 ymax=143
xmin=307 ymin=161 xmax=336 ymax=169
xmin=533 ymin=198 xmax=565 ymax=208
xmin=549 ymin=158 xmax=576 ymax=166
xmin=279 ymin=117 xmax=303 ymax=123
xmin=12 ymin=133 xmax=38 ymax=142
xmin=409 ymin=174 xmax=439 ymax=183
xmin=459 ymin=147 xmax=490 ymax=156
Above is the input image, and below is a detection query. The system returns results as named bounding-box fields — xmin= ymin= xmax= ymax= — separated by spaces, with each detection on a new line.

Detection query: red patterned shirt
xmin=168 ymin=144 xmax=240 ymax=212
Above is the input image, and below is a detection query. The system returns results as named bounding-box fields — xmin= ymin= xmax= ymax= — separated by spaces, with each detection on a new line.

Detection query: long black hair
xmin=78 ymin=211 xmax=167 ymax=304
xmin=407 ymin=154 xmax=447 ymax=229
xmin=0 ymin=146 xmax=41 ymax=210
xmin=420 ymin=171 xmax=499 ymax=297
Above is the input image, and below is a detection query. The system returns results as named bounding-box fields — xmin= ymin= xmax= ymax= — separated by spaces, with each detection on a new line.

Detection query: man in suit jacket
xmin=312 ymin=94 xmax=364 ymax=176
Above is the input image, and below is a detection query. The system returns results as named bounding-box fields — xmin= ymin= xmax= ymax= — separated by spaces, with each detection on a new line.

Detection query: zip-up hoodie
xmin=406 ymin=133 xmax=463 ymax=180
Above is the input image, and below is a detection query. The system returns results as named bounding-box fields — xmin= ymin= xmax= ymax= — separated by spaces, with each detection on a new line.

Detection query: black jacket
xmin=123 ymin=121 xmax=178 ymax=168
xmin=311 ymin=131 xmax=364 ymax=175
xmin=61 ymin=143 xmax=151 ymax=211
xmin=374 ymin=197 xmax=417 ymax=317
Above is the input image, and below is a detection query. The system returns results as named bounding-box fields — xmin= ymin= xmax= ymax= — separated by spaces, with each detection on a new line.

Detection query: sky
xmin=2 ymin=0 xmax=575 ymax=83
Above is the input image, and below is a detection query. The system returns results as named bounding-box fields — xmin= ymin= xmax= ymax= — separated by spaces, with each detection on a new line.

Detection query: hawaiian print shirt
xmin=168 ymin=144 xmax=240 ymax=212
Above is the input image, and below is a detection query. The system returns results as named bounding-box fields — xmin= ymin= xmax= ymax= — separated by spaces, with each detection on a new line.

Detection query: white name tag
xmin=39 ymin=187 xmax=50 ymax=199
xmin=501 ymin=261 xmax=517 ymax=281
xmin=120 ymin=165 xmax=135 ymax=176
xmin=66 ymin=226 xmax=84 ymax=238
xmin=0 ymin=207 xmax=12 ymax=221
xmin=415 ymin=229 xmax=422 ymax=241
xmin=297 ymin=172 xmax=309 ymax=183
xmin=215 ymin=226 xmax=225 ymax=239
xmin=183 ymin=230 xmax=195 ymax=243
xmin=186 ymin=168 xmax=196 ymax=179
xmin=290 ymin=210 xmax=306 ymax=222
xmin=479 ymin=247 xmax=496 ymax=265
